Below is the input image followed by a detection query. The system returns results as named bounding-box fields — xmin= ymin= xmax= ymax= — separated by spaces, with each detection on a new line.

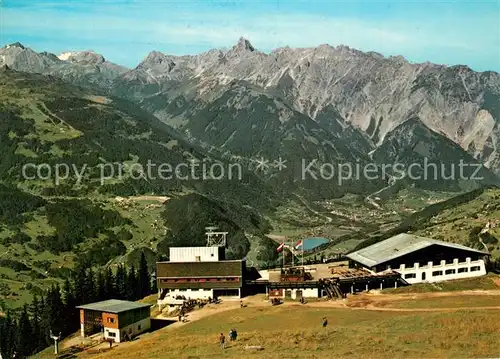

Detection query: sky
xmin=1 ymin=0 xmax=499 ymax=72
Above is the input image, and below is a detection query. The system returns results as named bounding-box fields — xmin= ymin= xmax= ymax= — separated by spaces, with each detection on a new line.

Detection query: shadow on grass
xmin=150 ymin=318 xmax=176 ymax=332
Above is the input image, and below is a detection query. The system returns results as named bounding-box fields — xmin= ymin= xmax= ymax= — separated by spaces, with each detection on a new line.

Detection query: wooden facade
xmin=156 ymin=260 xmax=245 ymax=290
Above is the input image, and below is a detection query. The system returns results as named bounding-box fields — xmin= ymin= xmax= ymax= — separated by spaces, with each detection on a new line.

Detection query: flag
xmin=295 ymin=240 xmax=303 ymax=250
xmin=276 ymin=242 xmax=285 ymax=252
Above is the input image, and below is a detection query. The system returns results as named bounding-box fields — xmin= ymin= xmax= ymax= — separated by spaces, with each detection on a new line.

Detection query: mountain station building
xmin=76 ymin=299 xmax=151 ymax=343
xmin=156 ymin=246 xmax=246 ymax=310
xmin=346 ymin=233 xmax=489 ymax=284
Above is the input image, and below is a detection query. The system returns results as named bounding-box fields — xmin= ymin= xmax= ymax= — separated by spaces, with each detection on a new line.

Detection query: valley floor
xmin=48 ymin=276 xmax=500 ymax=359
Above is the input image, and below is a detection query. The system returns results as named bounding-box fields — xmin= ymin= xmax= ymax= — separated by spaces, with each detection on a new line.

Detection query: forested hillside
xmin=0 ymin=68 xmax=279 ymax=312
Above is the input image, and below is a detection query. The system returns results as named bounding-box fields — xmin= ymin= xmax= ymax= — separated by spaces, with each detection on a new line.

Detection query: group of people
xmin=229 ymin=328 xmax=238 ymax=341
xmin=219 ymin=329 xmax=238 ymax=349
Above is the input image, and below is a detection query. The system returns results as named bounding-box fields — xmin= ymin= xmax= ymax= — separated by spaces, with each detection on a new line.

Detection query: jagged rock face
xmin=0 ymin=43 xmax=128 ymax=89
xmin=120 ymin=38 xmax=500 ymax=176
xmin=2 ymin=39 xmax=499 ymax=183
xmin=64 ymin=50 xmax=105 ymax=65
xmin=372 ymin=117 xmax=499 ymax=192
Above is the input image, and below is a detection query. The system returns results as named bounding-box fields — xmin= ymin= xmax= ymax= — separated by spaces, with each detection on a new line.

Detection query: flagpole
xmin=302 ymin=240 xmax=304 ymax=267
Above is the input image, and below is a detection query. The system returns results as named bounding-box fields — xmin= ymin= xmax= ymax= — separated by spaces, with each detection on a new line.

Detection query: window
xmin=404 ymin=273 xmax=416 ymax=279
xmin=195 ymin=256 xmax=201 ymax=262
xmin=107 ymin=332 xmax=116 ymax=337
xmin=445 ymin=269 xmax=456 ymax=275
xmin=107 ymin=317 xmax=115 ymax=324
xmin=458 ymin=268 xmax=468 ymax=273
xmin=432 ymin=271 xmax=443 ymax=277
xmin=470 ymin=266 xmax=481 ymax=272
xmin=211 ymin=253 xmax=214 ymax=257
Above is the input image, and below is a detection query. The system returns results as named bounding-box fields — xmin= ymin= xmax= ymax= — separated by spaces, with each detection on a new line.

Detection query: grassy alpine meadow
xmin=383 ymin=274 xmax=500 ymax=294
xmin=378 ymin=295 xmax=500 ymax=309
xmin=80 ymin=305 xmax=500 ymax=359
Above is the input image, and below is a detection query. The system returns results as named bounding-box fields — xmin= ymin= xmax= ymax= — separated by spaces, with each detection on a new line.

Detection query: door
xmin=296 ymin=290 xmax=303 ymax=300
xmin=421 ymin=272 xmax=426 ymax=281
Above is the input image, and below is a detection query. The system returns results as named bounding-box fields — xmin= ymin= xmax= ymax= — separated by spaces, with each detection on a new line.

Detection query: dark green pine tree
xmin=62 ymin=278 xmax=78 ymax=336
xmin=115 ymin=264 xmax=127 ymax=300
xmin=104 ymin=266 xmax=115 ymax=299
xmin=95 ymin=268 xmax=106 ymax=302
xmin=39 ymin=296 xmax=51 ymax=348
xmin=85 ymin=268 xmax=96 ymax=304
xmin=16 ymin=305 xmax=33 ymax=357
xmin=138 ymin=252 xmax=151 ymax=299
xmin=0 ymin=310 xmax=16 ymax=358
xmin=74 ymin=265 xmax=88 ymax=306
xmin=29 ymin=295 xmax=45 ymax=353
xmin=126 ymin=265 xmax=138 ymax=301
xmin=45 ymin=284 xmax=64 ymax=336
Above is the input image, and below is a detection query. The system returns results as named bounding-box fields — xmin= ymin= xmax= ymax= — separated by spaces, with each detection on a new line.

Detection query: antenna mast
xmin=205 ymin=226 xmax=228 ymax=247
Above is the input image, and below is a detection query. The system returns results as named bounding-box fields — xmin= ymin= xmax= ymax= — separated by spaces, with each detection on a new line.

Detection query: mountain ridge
xmin=1 ymin=39 xmax=499 ymax=181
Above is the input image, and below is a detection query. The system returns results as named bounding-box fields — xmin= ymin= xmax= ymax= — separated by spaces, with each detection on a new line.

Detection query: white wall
xmin=104 ymin=327 xmax=120 ymax=342
xmin=104 ymin=317 xmax=151 ymax=343
xmin=392 ymin=257 xmax=487 ymax=284
xmin=169 ymin=247 xmax=221 ymax=262
xmin=279 ymin=288 xmax=319 ymax=299
xmin=162 ymin=288 xmax=214 ymax=300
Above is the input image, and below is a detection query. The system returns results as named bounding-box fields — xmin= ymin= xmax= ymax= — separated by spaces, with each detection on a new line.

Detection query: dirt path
xmin=158 ymin=300 xmax=253 ymax=330
xmin=154 ymin=290 xmax=500 ymax=327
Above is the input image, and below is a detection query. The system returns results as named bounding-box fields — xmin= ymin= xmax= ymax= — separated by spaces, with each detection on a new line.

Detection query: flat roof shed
xmin=76 ymin=299 xmax=150 ymax=313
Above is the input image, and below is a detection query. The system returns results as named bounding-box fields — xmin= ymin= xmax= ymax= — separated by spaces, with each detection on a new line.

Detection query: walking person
xmin=219 ymin=332 xmax=226 ymax=349
xmin=322 ymin=317 xmax=328 ymax=328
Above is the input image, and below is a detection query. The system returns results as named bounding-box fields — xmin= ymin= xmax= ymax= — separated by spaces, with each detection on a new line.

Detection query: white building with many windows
xmin=346 ymin=234 xmax=489 ymax=284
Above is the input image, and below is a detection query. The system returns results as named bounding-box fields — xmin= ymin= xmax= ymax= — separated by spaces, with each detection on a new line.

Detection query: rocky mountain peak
xmin=74 ymin=51 xmax=105 ymax=64
xmin=58 ymin=50 xmax=106 ymax=65
xmin=138 ymin=51 xmax=175 ymax=70
xmin=6 ymin=42 xmax=25 ymax=50
xmin=233 ymin=37 xmax=255 ymax=53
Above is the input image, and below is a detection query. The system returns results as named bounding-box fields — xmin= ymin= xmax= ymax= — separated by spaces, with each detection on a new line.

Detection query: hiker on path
xmin=322 ymin=317 xmax=328 ymax=328
xmin=219 ymin=333 xmax=226 ymax=349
